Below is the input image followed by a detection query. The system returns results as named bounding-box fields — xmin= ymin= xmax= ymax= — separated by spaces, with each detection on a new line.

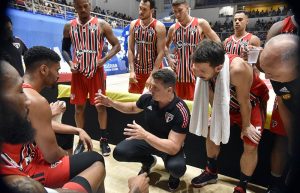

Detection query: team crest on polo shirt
xmin=13 ymin=42 xmax=20 ymax=49
xmin=282 ymin=94 xmax=291 ymax=100
xmin=165 ymin=112 xmax=174 ymax=123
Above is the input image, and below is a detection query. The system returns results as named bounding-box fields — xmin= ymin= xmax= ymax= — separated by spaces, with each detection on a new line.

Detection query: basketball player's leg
xmin=191 ymin=128 xmax=219 ymax=187
xmin=128 ymin=73 xmax=149 ymax=94
xmin=269 ymin=101 xmax=288 ymax=191
xmin=70 ymin=72 xmax=88 ymax=154
xmin=89 ymin=68 xmax=111 ymax=156
xmin=237 ymin=104 xmax=263 ymax=192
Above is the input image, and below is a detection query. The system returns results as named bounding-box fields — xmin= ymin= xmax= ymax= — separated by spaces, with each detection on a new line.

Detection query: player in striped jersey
xmin=224 ymin=11 xmax=260 ymax=59
xmin=190 ymin=40 xmax=269 ymax=193
xmin=224 ymin=10 xmax=262 ymax=76
xmin=165 ymin=0 xmax=220 ymax=101
xmin=62 ymin=0 xmax=121 ymax=156
xmin=128 ymin=0 xmax=166 ymax=94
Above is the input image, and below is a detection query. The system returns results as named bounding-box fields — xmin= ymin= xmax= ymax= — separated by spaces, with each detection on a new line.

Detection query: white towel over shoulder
xmin=190 ymin=54 xmax=230 ymax=145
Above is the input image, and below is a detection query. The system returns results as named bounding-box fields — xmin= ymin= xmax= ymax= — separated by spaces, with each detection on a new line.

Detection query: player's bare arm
xmin=230 ymin=57 xmax=261 ymax=144
xmin=97 ymin=19 xmax=121 ymax=67
xmin=165 ymin=24 xmax=176 ymax=71
xmin=25 ymin=90 xmax=67 ymax=163
xmin=128 ymin=20 xmax=138 ymax=83
xmin=198 ymin=18 xmax=221 ymax=42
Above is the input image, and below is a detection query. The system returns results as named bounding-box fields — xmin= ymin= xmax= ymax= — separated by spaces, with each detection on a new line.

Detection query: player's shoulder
xmin=230 ymin=56 xmax=249 ymax=75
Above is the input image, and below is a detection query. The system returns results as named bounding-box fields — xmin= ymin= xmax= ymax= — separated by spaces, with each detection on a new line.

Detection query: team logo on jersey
xmin=147 ymin=28 xmax=155 ymax=36
xmin=72 ymin=26 xmax=78 ymax=34
xmin=134 ymin=26 xmax=141 ymax=34
xmin=282 ymin=94 xmax=291 ymax=100
xmin=13 ymin=43 xmax=20 ymax=49
xmin=165 ymin=112 xmax=174 ymax=123
xmin=239 ymin=40 xmax=248 ymax=47
xmin=271 ymin=120 xmax=278 ymax=128
xmin=88 ymin=24 xmax=98 ymax=33
xmin=147 ymin=105 xmax=152 ymax=111
xmin=190 ymin=26 xmax=197 ymax=34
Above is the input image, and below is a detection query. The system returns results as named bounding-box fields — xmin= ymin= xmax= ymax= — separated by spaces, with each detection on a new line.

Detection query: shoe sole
xmin=102 ymin=152 xmax=111 ymax=157
xmin=192 ymin=178 xmax=218 ymax=188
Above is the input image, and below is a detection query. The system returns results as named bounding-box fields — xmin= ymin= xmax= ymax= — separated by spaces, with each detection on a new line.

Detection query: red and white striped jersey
xmin=224 ymin=33 xmax=252 ymax=56
xmin=173 ymin=17 xmax=202 ymax=83
xmin=70 ymin=17 xmax=104 ymax=78
xmin=133 ymin=19 xmax=158 ymax=74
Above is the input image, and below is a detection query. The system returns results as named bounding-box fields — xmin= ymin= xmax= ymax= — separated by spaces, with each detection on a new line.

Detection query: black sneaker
xmin=74 ymin=141 xmax=85 ymax=154
xmin=168 ymin=175 xmax=180 ymax=191
xmin=138 ymin=155 xmax=157 ymax=175
xmin=266 ymin=186 xmax=283 ymax=193
xmin=191 ymin=167 xmax=218 ymax=188
xmin=100 ymin=138 xmax=111 ymax=156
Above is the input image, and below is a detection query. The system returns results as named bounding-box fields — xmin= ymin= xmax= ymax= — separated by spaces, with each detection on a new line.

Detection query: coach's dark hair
xmin=234 ymin=10 xmax=248 ymax=18
xmin=152 ymin=68 xmax=176 ymax=88
xmin=24 ymin=46 xmax=61 ymax=71
xmin=192 ymin=39 xmax=225 ymax=68
xmin=172 ymin=0 xmax=188 ymax=6
xmin=142 ymin=0 xmax=155 ymax=9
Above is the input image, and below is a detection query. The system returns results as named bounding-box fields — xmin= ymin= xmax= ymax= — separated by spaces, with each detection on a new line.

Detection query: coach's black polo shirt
xmin=271 ymin=78 xmax=300 ymax=114
xmin=136 ymin=94 xmax=190 ymax=139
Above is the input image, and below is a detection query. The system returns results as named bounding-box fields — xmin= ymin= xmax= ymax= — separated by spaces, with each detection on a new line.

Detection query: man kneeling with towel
xmin=190 ymin=39 xmax=269 ymax=193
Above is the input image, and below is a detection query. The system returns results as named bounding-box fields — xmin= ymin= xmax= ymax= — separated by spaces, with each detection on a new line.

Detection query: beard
xmin=0 ymin=105 xmax=35 ymax=144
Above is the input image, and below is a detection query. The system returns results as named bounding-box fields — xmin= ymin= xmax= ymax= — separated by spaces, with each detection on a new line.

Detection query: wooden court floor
xmin=74 ymin=136 xmax=266 ymax=193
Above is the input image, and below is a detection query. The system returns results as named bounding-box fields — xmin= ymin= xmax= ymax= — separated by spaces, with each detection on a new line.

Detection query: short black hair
xmin=142 ymin=0 xmax=155 ymax=9
xmin=192 ymin=39 xmax=225 ymax=68
xmin=172 ymin=0 xmax=188 ymax=6
xmin=234 ymin=10 xmax=248 ymax=18
xmin=152 ymin=68 xmax=176 ymax=88
xmin=24 ymin=46 xmax=60 ymax=71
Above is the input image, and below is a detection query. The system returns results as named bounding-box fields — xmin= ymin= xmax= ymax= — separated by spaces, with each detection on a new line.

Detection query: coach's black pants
xmin=113 ymin=139 xmax=186 ymax=178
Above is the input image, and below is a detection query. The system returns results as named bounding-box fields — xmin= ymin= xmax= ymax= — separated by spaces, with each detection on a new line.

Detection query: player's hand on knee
xmin=78 ymin=129 xmax=93 ymax=151
xmin=241 ymin=124 xmax=261 ymax=144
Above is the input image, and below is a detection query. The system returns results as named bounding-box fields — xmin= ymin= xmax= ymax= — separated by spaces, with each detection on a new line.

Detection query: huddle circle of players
xmin=1 ymin=0 xmax=298 ymax=193
xmin=63 ymin=0 xmax=298 ymax=192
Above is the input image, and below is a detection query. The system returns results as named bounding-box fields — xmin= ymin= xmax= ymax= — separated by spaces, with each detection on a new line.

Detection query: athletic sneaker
xmin=191 ymin=167 xmax=218 ymax=188
xmin=100 ymin=138 xmax=111 ymax=156
xmin=233 ymin=186 xmax=246 ymax=193
xmin=73 ymin=141 xmax=85 ymax=154
xmin=138 ymin=155 xmax=157 ymax=175
xmin=168 ymin=175 xmax=180 ymax=191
